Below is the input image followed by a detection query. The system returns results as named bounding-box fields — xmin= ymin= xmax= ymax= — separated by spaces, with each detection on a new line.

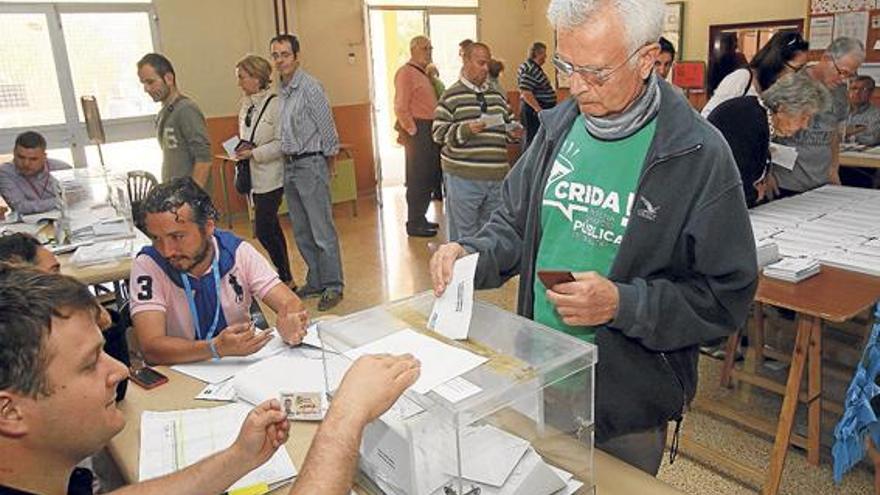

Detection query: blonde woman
xmin=234 ymin=54 xmax=294 ymax=287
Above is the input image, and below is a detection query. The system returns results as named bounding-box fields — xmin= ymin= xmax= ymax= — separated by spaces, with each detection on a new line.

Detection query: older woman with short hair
xmin=708 ymin=71 xmax=830 ymax=207
xmin=234 ymin=54 xmax=294 ymax=287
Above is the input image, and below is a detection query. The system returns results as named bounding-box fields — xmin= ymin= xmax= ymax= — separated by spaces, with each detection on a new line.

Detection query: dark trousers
xmin=840 ymin=166 xmax=878 ymax=188
xmin=252 ymin=187 xmax=293 ymax=283
xmin=520 ymin=104 xmax=541 ymax=154
xmin=404 ymin=119 xmax=440 ymax=227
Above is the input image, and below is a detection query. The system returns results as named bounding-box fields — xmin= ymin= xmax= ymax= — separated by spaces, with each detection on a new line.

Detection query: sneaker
xmin=318 ymin=288 xmax=343 ymax=311
xmin=295 ymin=286 xmax=323 ymax=299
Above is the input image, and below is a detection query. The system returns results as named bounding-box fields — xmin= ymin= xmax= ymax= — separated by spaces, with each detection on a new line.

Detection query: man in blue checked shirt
xmin=270 ymin=34 xmax=344 ymax=312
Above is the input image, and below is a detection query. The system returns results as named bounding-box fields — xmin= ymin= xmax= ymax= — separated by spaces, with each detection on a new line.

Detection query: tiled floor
xmin=216 ymin=185 xmax=876 ymax=494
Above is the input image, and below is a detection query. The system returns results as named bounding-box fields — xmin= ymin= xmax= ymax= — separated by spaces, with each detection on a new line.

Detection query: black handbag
xmin=234 ymin=94 xmax=276 ymax=195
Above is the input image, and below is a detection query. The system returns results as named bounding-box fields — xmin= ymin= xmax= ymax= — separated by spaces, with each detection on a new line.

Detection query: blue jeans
xmin=444 ymin=173 xmax=503 ymax=241
xmin=283 ymin=155 xmax=343 ymax=291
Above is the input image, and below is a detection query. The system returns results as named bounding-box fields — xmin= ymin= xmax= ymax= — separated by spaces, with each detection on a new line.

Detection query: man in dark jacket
xmin=430 ymin=0 xmax=757 ymax=475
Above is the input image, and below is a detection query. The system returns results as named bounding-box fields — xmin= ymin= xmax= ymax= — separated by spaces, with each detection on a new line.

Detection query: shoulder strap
xmin=248 ymin=94 xmax=277 ymax=142
xmin=742 ymin=70 xmax=753 ymax=97
xmin=406 ymin=62 xmax=431 ymax=81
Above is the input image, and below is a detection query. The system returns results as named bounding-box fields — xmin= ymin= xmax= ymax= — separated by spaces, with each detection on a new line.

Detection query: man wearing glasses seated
xmin=429 ymin=0 xmax=757 ymax=475
xmin=432 ymin=42 xmax=520 ymax=241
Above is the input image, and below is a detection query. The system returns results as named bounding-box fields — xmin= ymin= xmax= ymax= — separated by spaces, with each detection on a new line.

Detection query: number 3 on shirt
xmin=136 ymin=275 xmax=153 ymax=300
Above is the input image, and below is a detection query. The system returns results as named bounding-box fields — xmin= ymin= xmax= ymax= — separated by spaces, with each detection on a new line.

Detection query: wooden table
xmin=710 ymin=266 xmax=880 ymax=495
xmin=840 ymin=150 xmax=880 ymax=169
xmin=107 ymin=366 xmax=683 ymax=495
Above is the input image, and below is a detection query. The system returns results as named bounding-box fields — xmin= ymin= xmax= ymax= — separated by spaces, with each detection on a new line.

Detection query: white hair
xmin=547 ymin=0 xmax=665 ymax=52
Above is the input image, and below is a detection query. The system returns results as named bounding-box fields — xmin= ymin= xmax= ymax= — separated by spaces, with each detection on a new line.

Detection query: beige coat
xmin=238 ymin=88 xmax=283 ymax=194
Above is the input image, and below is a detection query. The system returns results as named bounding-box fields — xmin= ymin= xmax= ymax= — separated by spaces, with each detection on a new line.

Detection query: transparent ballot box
xmin=318 ymin=292 xmax=597 ymax=495
xmin=55 ymin=168 xmax=135 ymax=243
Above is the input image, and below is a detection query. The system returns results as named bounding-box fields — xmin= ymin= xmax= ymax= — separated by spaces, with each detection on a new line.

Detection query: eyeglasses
xmin=245 ymin=104 xmax=256 ymax=127
xmin=552 ymin=44 xmax=646 ymax=86
xmin=831 ymin=57 xmax=857 ymax=81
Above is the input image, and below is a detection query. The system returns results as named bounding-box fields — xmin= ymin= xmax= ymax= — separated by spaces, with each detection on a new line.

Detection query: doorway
xmin=365 ymin=4 xmax=477 ymax=190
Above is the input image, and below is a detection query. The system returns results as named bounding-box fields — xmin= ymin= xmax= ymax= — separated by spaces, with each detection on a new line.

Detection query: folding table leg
xmin=806 ymin=319 xmax=822 ymax=466
xmin=762 ymin=314 xmax=813 ymax=495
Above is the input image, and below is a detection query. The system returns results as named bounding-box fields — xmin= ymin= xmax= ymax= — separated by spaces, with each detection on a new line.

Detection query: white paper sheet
xmin=233 ymin=353 xmax=350 ymax=418
xmin=343 ymin=328 xmax=488 ymax=395
xmin=194 ymin=378 xmax=237 ymax=402
xmin=458 ymin=425 xmax=531 ymax=487
xmin=222 ymin=136 xmax=241 ymax=158
xmin=171 ymin=331 xmax=287 ymax=384
xmin=432 ymin=376 xmax=482 ymax=403
xmin=480 ymin=112 xmax=506 ymax=129
xmin=809 ymin=16 xmax=834 ymax=51
xmin=428 ymin=253 xmax=479 ymax=340
xmin=769 ymin=143 xmax=798 ymax=171
xmin=139 ymin=403 xmax=297 ymax=490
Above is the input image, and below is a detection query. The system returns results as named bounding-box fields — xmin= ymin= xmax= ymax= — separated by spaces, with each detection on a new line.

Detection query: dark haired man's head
xmin=137 ymin=53 xmax=177 ymax=104
xmin=270 ymin=34 xmax=301 ymax=83
xmin=0 ymin=265 xmax=125 ymax=465
xmin=529 ymin=42 xmax=547 ymax=65
xmin=141 ymin=178 xmax=218 ymax=273
xmin=655 ymin=37 xmax=676 ymax=79
xmin=12 ymin=131 xmax=48 ymax=177
xmin=0 ymin=233 xmax=60 ymax=273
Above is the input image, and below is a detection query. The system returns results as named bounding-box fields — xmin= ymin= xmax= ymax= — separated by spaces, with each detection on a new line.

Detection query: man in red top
xmin=394 ymin=35 xmax=441 ymax=238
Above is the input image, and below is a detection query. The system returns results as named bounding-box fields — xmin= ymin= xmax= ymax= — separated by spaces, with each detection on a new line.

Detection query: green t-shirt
xmin=534 ymin=116 xmax=656 ymax=342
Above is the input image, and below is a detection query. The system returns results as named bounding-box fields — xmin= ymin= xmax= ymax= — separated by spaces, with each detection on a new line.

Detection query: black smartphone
xmin=130 ymin=366 xmax=168 ymax=390
xmin=537 ymin=270 xmax=575 ymax=289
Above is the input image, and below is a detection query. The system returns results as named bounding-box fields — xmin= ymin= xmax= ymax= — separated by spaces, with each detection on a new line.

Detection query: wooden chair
xmin=126 ymin=170 xmax=158 ymax=232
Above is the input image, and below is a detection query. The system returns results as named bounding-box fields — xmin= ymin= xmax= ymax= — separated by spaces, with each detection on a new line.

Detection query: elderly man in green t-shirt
xmin=429 ymin=0 xmax=757 ymax=476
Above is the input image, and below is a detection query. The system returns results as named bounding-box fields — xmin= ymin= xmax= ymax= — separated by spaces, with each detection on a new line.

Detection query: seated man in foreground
xmin=131 ymin=178 xmax=308 ymax=365
xmin=0 ymin=131 xmax=71 ymax=215
xmin=0 ymin=264 xmax=420 ymax=495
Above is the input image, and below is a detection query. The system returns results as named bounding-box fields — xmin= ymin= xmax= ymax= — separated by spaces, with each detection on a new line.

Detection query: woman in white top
xmin=701 ymin=31 xmax=809 ymax=118
xmin=234 ymin=55 xmax=293 ymax=287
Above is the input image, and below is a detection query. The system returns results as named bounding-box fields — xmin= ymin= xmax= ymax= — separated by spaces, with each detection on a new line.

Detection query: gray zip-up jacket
xmin=459 ymin=80 xmax=758 ymax=440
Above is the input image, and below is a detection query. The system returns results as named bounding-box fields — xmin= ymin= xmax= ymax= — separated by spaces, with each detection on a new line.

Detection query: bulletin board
xmin=807 ymin=0 xmax=880 ymax=62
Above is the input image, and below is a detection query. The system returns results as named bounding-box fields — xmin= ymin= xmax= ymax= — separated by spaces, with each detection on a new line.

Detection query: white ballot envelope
xmin=480 ymin=112 xmax=506 ymax=129
xmin=222 ymin=136 xmax=241 ymax=158
xmin=428 ymin=253 xmax=479 ymax=340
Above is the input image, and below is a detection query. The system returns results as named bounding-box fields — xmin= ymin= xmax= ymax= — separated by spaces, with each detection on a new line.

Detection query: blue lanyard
xmin=181 ymin=255 xmax=222 ymax=341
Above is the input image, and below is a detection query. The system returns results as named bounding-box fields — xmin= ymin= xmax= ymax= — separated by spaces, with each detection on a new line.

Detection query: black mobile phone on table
xmin=130 ymin=366 xmax=168 ymax=390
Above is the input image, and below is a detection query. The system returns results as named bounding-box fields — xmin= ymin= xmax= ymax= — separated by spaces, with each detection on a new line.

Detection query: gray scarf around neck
xmin=582 ymin=73 xmax=661 ymax=140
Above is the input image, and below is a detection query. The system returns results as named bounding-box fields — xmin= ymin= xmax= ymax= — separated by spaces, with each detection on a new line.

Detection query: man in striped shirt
xmin=270 ymin=34 xmax=344 ymax=312
xmin=433 ymin=42 xmax=519 ymax=241
xmin=517 ymin=42 xmax=557 ymax=150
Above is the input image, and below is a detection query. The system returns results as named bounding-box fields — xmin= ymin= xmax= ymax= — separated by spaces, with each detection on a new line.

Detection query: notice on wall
xmin=811 ymin=0 xmax=876 ymax=15
xmin=810 ymin=16 xmax=835 ymax=50
xmin=833 ymin=11 xmax=869 ymax=48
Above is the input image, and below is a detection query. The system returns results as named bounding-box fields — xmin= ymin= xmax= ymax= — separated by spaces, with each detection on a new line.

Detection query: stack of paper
xmin=139 ymin=403 xmax=297 ymax=490
xmin=755 ymin=240 xmax=780 ymax=267
xmin=763 ymin=258 xmax=821 ymax=282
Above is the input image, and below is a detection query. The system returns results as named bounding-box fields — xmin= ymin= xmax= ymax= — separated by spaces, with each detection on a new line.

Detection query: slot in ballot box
xmin=318 ymin=292 xmax=597 ymax=495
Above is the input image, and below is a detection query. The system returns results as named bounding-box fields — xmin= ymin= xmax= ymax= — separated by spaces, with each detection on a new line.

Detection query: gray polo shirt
xmin=772 ymin=84 xmax=848 ymax=192
xmin=156 ymin=96 xmax=212 ymax=182
xmin=848 ymin=102 xmax=880 ymax=146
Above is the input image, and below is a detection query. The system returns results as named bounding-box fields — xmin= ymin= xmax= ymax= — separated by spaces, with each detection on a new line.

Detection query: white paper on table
xmin=457 ymin=425 xmax=531 ymax=487
xmin=300 ymin=323 xmax=338 ymax=354
xmin=469 ymin=447 xmax=567 ymax=495
xmin=480 ymin=112 xmax=506 ymax=129
xmin=432 ymin=376 xmax=482 ymax=403
xmin=427 ymin=252 xmax=479 ymax=340
xmin=194 ymin=378 xmax=237 ymax=401
xmin=343 ymin=328 xmax=487 ymax=395
xmin=20 ymin=210 xmax=61 ymax=224
xmin=139 ymin=403 xmax=297 ymax=490
xmin=172 ymin=330 xmax=287 ymax=384
xmin=769 ymin=143 xmax=798 ymax=171
xmin=222 ymin=136 xmax=241 ymax=158
xmin=233 ymin=352 xmax=350 ymax=418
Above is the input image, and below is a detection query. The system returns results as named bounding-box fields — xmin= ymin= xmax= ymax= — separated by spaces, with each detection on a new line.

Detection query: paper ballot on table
xmin=344 ymin=328 xmax=488 ymax=395
xmin=222 ymin=136 xmax=241 ymax=158
xmin=172 ymin=330 xmax=287 ymax=384
xmin=769 ymin=143 xmax=798 ymax=171
xmin=233 ymin=353 xmax=350 ymax=419
xmin=194 ymin=378 xmax=237 ymax=402
xmin=139 ymin=403 xmax=296 ymax=490
xmin=433 ymin=376 xmax=482 ymax=403
xmin=428 ymin=253 xmax=479 ymax=340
